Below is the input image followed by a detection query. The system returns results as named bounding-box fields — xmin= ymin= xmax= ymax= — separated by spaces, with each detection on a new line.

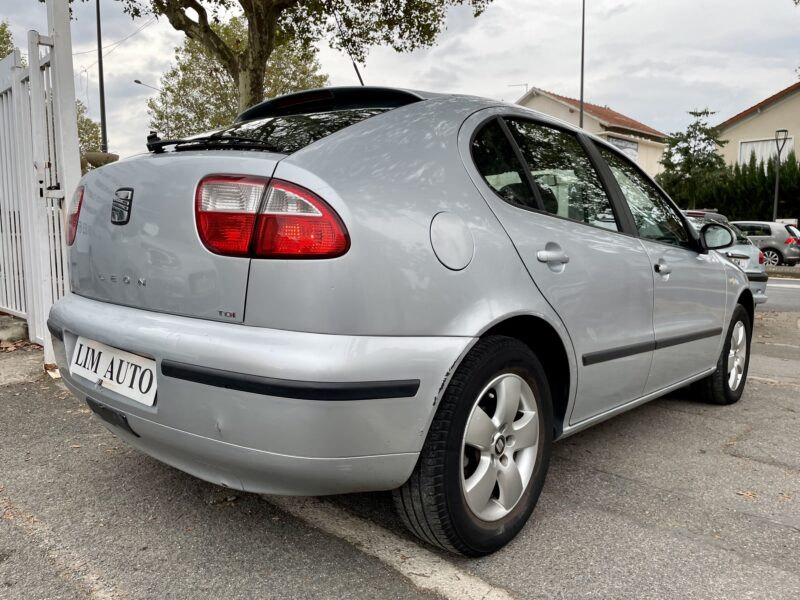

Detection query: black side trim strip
xmin=160 ymin=360 xmax=420 ymax=401
xmin=747 ymin=272 xmax=768 ymax=283
xmin=582 ymin=327 xmax=723 ymax=366
xmin=582 ymin=341 xmax=655 ymax=366
xmin=47 ymin=319 xmax=63 ymax=341
xmin=654 ymin=328 xmax=723 ymax=351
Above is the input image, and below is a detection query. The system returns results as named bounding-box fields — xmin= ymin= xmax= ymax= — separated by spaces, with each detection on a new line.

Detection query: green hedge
xmin=662 ymin=151 xmax=799 ymax=221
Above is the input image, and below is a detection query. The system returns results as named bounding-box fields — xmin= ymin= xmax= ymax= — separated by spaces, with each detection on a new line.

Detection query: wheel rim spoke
xmin=465 ymin=407 xmax=496 ymax=451
xmin=496 ymin=459 xmax=524 ymax=509
xmin=464 ymin=457 xmax=497 ymax=510
xmin=511 ymin=411 xmax=538 ymax=450
xmin=494 ymin=376 xmax=521 ymax=427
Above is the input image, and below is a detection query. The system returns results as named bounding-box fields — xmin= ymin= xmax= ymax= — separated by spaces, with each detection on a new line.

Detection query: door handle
xmin=654 ymin=262 xmax=672 ymax=275
xmin=537 ymin=249 xmax=570 ymax=265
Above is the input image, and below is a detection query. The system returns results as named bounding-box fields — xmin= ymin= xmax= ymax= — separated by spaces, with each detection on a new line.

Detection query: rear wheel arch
xmin=478 ymin=315 xmax=572 ymax=437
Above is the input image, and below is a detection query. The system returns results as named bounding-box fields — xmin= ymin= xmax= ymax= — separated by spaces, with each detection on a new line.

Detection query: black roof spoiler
xmin=235 ymin=87 xmax=426 ymax=122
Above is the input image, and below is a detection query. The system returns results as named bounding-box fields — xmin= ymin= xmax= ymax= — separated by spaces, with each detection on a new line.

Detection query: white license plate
xmin=70 ymin=337 xmax=157 ymax=406
xmin=734 ymin=258 xmax=748 ymax=269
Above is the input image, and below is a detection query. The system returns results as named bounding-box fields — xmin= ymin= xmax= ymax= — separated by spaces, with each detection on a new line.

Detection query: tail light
xmin=195 ymin=175 xmax=349 ymax=259
xmin=66 ymin=186 xmax=84 ymax=246
xmin=785 ymin=237 xmax=799 ymax=245
xmin=195 ymin=176 xmax=266 ymax=256
xmin=758 ymin=251 xmax=766 ymax=265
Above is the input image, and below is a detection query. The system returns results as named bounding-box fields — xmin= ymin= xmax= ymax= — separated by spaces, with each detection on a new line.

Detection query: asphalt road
xmin=1 ymin=306 xmax=799 ymax=599
xmin=764 ymin=278 xmax=800 ymax=312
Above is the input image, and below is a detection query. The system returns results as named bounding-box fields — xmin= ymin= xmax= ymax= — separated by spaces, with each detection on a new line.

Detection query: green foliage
xmin=672 ymin=151 xmax=800 ymax=221
xmin=67 ymin=1 xmax=492 ymax=110
xmin=656 ymin=109 xmax=727 ymax=209
xmin=76 ymin=100 xmax=102 ymax=154
xmin=146 ymin=16 xmax=329 ymax=138
xmin=1 ymin=20 xmax=15 ymax=58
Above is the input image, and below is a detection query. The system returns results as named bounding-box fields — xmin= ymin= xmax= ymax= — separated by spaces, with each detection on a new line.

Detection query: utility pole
xmin=773 ymin=129 xmax=789 ymax=222
xmin=579 ymin=0 xmax=586 ymax=128
xmin=96 ymin=0 xmax=108 ymax=152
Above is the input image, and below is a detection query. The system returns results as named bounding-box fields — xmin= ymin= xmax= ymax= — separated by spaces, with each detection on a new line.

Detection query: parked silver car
xmin=48 ymin=87 xmax=753 ymax=556
xmin=684 ymin=212 xmax=768 ymax=305
xmin=732 ymin=220 xmax=800 ymax=266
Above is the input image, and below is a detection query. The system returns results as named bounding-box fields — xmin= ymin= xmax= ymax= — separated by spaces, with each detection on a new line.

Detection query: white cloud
xmin=5 ymin=0 xmax=800 ymax=157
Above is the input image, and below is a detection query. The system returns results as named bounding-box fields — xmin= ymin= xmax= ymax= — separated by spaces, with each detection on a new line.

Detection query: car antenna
xmin=328 ymin=1 xmax=365 ymax=86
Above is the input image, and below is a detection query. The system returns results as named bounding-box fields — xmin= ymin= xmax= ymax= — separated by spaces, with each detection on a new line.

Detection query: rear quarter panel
xmin=244 ymin=97 xmax=571 ymax=343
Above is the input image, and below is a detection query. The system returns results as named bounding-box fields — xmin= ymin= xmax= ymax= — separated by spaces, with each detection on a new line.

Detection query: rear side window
xmin=211 ymin=108 xmax=390 ymax=154
xmin=504 ymin=119 xmax=620 ymax=231
xmin=741 ymin=224 xmax=771 ymax=236
xmin=471 ymin=119 xmax=538 ymax=209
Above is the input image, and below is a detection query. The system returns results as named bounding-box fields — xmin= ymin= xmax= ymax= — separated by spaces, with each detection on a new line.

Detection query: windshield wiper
xmin=146 ymin=132 xmax=279 ymax=153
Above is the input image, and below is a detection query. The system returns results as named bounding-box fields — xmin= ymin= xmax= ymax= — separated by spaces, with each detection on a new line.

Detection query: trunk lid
xmin=69 ymin=150 xmax=282 ymax=323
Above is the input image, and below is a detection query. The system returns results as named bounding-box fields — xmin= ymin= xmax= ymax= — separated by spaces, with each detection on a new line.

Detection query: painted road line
xmin=0 ymin=496 xmax=120 ymax=600
xmin=265 ymin=496 xmax=516 ymax=600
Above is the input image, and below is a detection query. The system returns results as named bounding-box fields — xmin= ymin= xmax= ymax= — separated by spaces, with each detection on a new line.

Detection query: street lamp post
xmin=773 ymin=128 xmax=789 ymax=222
xmin=579 ymin=0 xmax=586 ymax=128
xmin=133 ymin=79 xmax=161 ymax=92
xmin=96 ymin=0 xmax=108 ymax=152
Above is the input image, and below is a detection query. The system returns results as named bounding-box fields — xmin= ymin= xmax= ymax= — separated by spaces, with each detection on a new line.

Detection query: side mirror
xmin=700 ymin=222 xmax=735 ymax=251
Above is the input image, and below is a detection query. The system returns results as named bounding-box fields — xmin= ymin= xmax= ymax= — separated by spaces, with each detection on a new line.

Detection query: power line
xmin=72 ymin=17 xmax=156 ymax=59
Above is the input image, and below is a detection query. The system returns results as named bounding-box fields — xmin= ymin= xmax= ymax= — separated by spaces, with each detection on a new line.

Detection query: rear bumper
xmin=48 ymin=293 xmax=473 ymax=495
xmin=745 ymin=272 xmax=768 ymax=305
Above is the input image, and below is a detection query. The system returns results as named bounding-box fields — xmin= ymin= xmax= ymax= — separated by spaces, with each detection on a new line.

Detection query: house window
xmin=606 ymin=137 xmax=639 ymax=161
xmin=739 ymin=137 xmax=795 ymax=164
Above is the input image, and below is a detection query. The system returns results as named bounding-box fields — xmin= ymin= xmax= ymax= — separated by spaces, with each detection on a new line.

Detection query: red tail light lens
xmin=785 ymin=237 xmax=799 ymax=245
xmin=195 ymin=176 xmax=267 ymax=256
xmin=253 ymin=180 xmax=349 ymax=258
xmin=66 ymin=186 xmax=84 ymax=246
xmin=758 ymin=251 xmax=766 ymax=265
xmin=195 ymin=176 xmax=349 ymax=259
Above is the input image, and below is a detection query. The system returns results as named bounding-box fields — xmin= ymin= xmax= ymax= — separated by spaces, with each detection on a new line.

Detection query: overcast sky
xmin=6 ymin=0 xmax=800 ymax=158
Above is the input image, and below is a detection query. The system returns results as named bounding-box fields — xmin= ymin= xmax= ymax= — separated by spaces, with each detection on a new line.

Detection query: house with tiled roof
xmin=717 ymin=81 xmax=799 ymax=165
xmin=516 ymin=87 xmax=667 ymax=177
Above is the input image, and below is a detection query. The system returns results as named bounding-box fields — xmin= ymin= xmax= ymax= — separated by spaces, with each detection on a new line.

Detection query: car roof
xmin=234 ymin=86 xmax=621 ymax=148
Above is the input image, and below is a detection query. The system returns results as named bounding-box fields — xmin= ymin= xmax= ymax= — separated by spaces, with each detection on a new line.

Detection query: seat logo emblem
xmin=111 ymin=188 xmax=134 ymax=225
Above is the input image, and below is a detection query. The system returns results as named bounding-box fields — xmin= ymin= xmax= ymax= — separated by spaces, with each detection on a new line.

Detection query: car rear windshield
xmin=207 ymin=108 xmax=390 ymax=154
xmin=786 ymin=224 xmax=800 ymax=237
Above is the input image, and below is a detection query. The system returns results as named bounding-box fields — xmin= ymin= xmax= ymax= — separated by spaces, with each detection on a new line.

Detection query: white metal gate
xmin=0 ymin=0 xmax=80 ymax=364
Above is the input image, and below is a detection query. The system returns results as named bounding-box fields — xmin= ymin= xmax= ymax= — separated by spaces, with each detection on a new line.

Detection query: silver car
xmin=48 ymin=87 xmax=753 ymax=556
xmin=684 ymin=213 xmax=768 ymax=305
xmin=732 ymin=220 xmax=800 ymax=266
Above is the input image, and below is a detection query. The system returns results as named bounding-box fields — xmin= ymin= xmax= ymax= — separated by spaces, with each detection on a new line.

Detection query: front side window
xmin=505 ymin=119 xmax=619 ymax=231
xmin=471 ymin=119 xmax=537 ymax=209
xmin=600 ymin=147 xmax=689 ymax=246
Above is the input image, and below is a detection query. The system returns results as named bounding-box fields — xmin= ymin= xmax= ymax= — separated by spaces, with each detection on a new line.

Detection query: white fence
xmin=0 ymin=0 xmax=80 ymax=363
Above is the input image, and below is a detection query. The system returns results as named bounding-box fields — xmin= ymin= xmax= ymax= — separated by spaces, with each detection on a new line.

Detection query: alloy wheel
xmin=460 ymin=373 xmax=539 ymax=522
xmin=763 ymin=250 xmax=780 ymax=266
xmin=728 ymin=321 xmax=747 ymax=391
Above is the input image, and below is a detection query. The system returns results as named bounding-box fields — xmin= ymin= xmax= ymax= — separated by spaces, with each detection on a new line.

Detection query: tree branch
xmin=153 ymin=0 xmax=239 ymax=81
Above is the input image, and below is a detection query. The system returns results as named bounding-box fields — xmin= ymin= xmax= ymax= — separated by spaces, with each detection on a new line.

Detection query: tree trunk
xmin=237 ymin=54 xmax=268 ymax=113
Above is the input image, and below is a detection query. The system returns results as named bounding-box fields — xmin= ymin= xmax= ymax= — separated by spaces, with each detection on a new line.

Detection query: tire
xmin=393 ymin=335 xmax=553 ymax=556
xmin=692 ymin=304 xmax=751 ymax=405
xmin=762 ymin=248 xmax=782 ymax=267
